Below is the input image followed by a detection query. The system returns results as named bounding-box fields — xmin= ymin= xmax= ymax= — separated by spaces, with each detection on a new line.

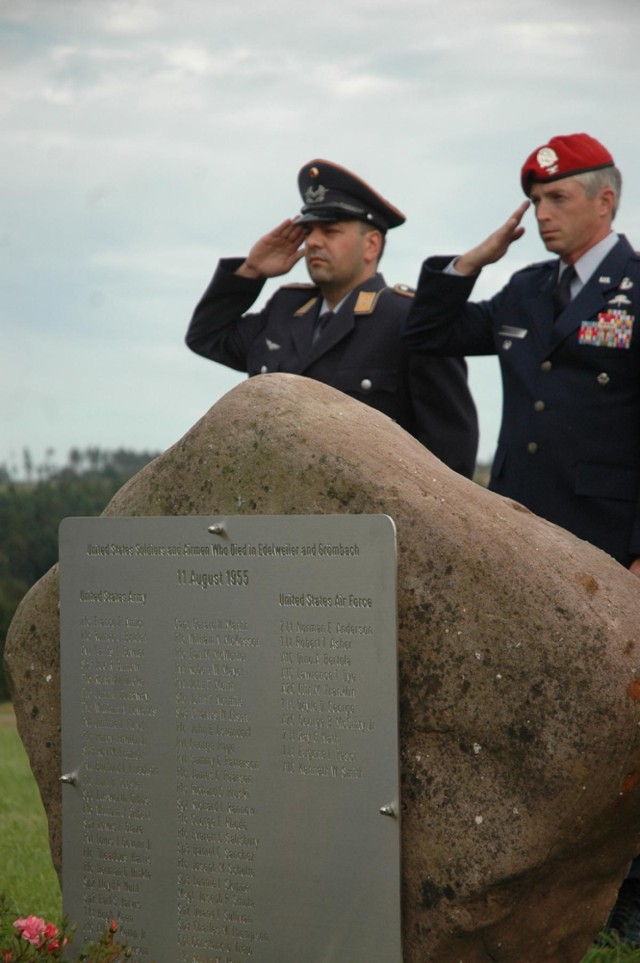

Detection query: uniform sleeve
xmin=403 ymin=256 xmax=498 ymax=357
xmin=408 ymin=352 xmax=479 ymax=478
xmin=630 ymin=513 xmax=640 ymax=559
xmin=185 ymin=258 xmax=270 ymax=372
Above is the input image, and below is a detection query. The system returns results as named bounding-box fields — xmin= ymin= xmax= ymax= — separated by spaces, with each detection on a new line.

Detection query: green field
xmin=0 ymin=710 xmax=62 ymax=921
xmin=0 ymin=702 xmax=638 ymax=961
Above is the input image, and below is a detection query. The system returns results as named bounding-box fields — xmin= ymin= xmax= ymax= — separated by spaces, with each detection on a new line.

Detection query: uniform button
xmin=260 ymin=365 xmax=268 ymax=374
xmin=534 ymin=400 xmax=545 ymax=412
xmin=360 ymin=379 xmax=372 ymax=392
xmin=527 ymin=442 xmax=538 ymax=454
xmin=540 ymin=360 xmax=552 ymax=372
xmin=597 ymin=372 xmax=610 ymax=386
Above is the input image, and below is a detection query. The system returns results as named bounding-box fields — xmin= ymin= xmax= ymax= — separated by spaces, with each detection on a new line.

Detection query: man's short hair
xmin=573 ymin=166 xmax=622 ymax=219
xmin=357 ymin=220 xmax=386 ymax=262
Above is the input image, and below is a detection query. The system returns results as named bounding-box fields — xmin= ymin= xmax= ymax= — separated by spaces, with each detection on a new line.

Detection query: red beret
xmin=520 ymin=133 xmax=614 ymax=195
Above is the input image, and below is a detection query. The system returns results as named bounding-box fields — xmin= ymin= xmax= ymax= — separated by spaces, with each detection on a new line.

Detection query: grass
xmin=584 ymin=934 xmax=640 ymax=961
xmin=1 ymin=702 xmax=639 ymax=960
xmin=0 ymin=711 xmax=62 ymax=922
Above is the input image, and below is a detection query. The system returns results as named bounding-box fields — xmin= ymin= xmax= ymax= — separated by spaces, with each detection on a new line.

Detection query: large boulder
xmin=6 ymin=372 xmax=640 ymax=962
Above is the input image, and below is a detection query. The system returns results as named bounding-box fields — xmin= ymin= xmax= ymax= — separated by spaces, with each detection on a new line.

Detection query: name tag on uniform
xmin=498 ymin=325 xmax=528 ymax=339
xmin=578 ymin=310 xmax=634 ymax=349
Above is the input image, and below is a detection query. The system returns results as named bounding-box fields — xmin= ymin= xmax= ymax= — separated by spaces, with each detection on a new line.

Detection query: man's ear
xmin=364 ymin=229 xmax=383 ymax=263
xmin=598 ymin=187 xmax=616 ymax=219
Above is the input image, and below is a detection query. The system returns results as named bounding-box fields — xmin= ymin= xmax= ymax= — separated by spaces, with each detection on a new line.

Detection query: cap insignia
xmin=305 ymin=184 xmax=327 ymax=204
xmin=536 ymin=146 xmax=559 ymax=176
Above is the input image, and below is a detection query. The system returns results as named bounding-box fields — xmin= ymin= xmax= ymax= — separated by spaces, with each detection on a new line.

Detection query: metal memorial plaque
xmin=59 ymin=514 xmax=401 ymax=963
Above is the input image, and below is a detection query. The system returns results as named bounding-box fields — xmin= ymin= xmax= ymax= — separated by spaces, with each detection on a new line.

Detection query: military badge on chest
xmin=578 ymin=308 xmax=634 ymax=349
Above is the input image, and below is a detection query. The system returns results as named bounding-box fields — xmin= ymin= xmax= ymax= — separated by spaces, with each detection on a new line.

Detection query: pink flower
xmin=14 ymin=916 xmax=46 ymax=946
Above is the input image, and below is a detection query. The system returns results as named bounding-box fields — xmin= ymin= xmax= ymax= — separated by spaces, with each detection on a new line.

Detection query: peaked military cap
xmin=521 ymin=133 xmax=614 ymax=195
xmin=297 ymin=159 xmax=405 ymax=232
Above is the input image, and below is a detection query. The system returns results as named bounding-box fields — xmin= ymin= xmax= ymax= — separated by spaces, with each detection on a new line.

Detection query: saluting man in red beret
xmin=405 ymin=135 xmax=640 ymax=940
xmin=185 ymin=159 xmax=479 ymax=478
xmin=405 ymin=133 xmax=640 ymax=574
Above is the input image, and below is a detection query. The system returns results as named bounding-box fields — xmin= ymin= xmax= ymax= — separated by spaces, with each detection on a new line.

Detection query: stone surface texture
xmin=6 ymin=372 xmax=640 ymax=962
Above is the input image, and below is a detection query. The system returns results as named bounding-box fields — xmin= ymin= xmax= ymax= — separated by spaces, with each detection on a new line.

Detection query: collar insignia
xmin=354 ymin=291 xmax=380 ymax=314
xmin=293 ymin=297 xmax=319 ymax=316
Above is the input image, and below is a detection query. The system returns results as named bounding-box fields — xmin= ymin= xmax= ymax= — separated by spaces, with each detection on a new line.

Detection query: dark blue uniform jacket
xmin=404 ymin=235 xmax=640 ymax=565
xmin=186 ymin=258 xmax=479 ymax=478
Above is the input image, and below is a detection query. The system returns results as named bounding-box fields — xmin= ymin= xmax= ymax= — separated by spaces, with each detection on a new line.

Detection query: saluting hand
xmin=236 ymin=219 xmax=306 ymax=280
xmin=454 ymin=201 xmax=530 ymax=277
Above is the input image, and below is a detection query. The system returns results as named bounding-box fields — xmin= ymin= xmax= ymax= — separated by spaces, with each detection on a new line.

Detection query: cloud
xmin=2 ymin=0 xmax=640 ymax=469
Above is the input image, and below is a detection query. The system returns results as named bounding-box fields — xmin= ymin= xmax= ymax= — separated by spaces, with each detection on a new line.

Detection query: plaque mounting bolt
xmin=379 ymin=803 xmax=396 ymax=817
xmin=60 ymin=771 xmax=79 ymax=787
xmin=208 ymin=524 xmax=226 ymax=536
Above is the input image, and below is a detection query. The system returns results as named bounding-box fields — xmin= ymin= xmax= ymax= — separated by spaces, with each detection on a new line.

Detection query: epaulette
xmin=391 ymin=283 xmax=415 ymax=298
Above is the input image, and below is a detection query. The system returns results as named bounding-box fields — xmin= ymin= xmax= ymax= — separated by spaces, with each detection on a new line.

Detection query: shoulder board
xmin=391 ymin=284 xmax=416 ymax=298
xmin=391 ymin=283 xmax=415 ymax=298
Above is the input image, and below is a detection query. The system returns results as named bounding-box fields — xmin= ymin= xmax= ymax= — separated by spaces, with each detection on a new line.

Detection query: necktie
xmin=313 ymin=310 xmax=334 ymax=344
xmin=552 ymin=265 xmax=577 ymax=318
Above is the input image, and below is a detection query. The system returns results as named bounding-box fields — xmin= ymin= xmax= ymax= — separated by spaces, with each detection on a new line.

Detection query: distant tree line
xmin=0 ymin=446 xmax=493 ymax=702
xmin=0 ymin=448 xmax=159 ymax=700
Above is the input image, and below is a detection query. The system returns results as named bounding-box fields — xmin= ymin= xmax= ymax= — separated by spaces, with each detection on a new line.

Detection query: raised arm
xmin=454 ymin=201 xmax=530 ymax=276
xmin=236 ymin=219 xmax=306 ymax=280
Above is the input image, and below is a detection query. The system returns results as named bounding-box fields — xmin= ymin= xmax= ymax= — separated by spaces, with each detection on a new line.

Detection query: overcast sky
xmin=3 ymin=0 xmax=640 ymax=475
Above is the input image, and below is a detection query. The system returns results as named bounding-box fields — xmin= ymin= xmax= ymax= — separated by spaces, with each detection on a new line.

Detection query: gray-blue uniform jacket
xmin=186 ymin=258 xmax=479 ymax=478
xmin=403 ymin=235 xmax=640 ymax=565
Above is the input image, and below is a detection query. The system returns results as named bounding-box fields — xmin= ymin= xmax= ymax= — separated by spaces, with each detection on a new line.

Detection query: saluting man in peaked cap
xmin=185 ymin=159 xmax=478 ymax=478
xmin=404 ymin=134 xmax=640 ymax=939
